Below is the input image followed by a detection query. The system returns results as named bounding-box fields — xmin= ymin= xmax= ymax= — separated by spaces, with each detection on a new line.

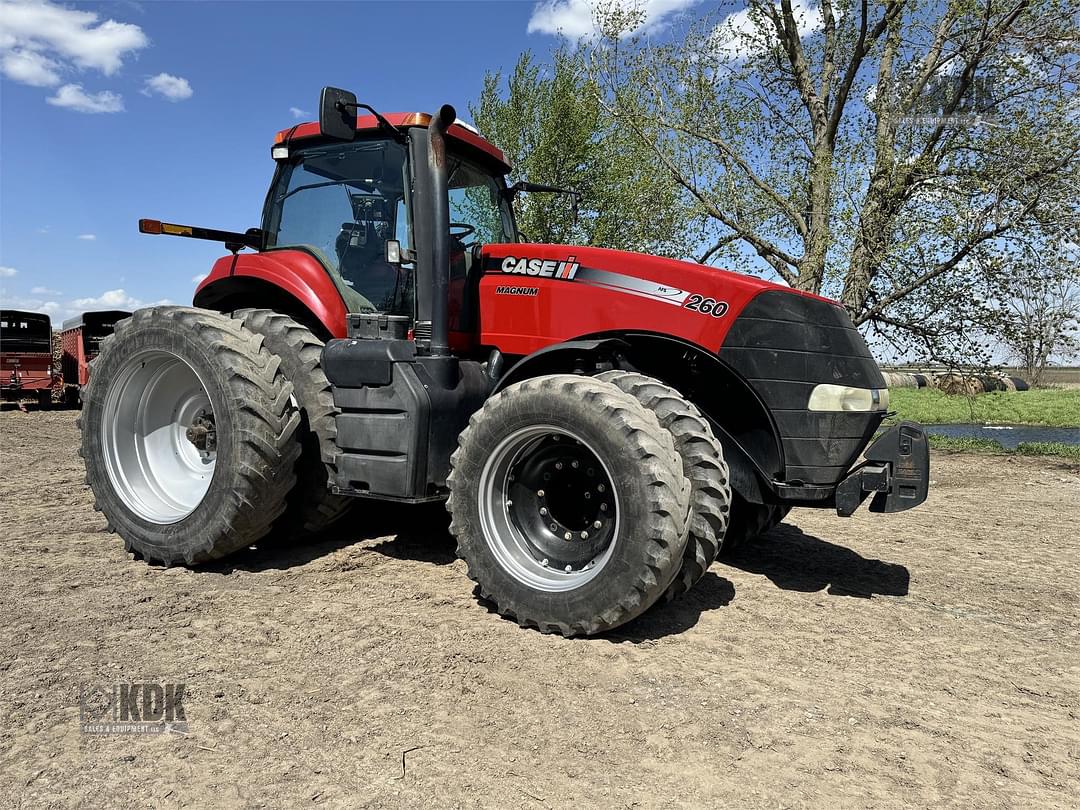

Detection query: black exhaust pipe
xmin=426 ymin=104 xmax=456 ymax=359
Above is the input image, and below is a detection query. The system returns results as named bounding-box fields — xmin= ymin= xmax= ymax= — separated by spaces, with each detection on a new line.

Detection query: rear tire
xmin=79 ymin=307 xmax=301 ymax=565
xmin=232 ymin=309 xmax=351 ymax=538
xmin=447 ymin=374 xmax=690 ymax=636
xmin=596 ymin=371 xmax=731 ymax=601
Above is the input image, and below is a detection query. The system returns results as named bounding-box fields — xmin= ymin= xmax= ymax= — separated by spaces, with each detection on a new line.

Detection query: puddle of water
xmin=924 ymin=423 xmax=1080 ymax=449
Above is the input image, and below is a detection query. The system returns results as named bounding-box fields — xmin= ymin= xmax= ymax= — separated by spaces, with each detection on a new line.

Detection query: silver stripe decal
xmin=573 ymin=267 xmax=689 ymax=306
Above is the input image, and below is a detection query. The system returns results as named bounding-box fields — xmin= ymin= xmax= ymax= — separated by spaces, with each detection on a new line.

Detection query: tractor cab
xmin=261 ymin=129 xmax=516 ymax=332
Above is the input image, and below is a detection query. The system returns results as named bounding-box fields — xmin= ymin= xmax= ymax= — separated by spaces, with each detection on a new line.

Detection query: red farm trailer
xmin=1 ymin=309 xmax=59 ymax=408
xmin=60 ymin=310 xmax=130 ymax=407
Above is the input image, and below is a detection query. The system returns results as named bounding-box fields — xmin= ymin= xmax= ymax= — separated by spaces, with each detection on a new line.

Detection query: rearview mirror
xmin=319 ymin=86 xmax=357 ymax=141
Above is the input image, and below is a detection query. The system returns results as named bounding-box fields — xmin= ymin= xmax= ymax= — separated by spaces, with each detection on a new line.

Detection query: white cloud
xmin=47 ymin=83 xmax=123 ymax=113
xmin=142 ymin=72 xmax=192 ymax=101
xmin=0 ymin=0 xmax=149 ymax=86
xmin=191 ymin=272 xmax=208 ymax=284
xmin=70 ymin=288 xmax=170 ymax=311
xmin=31 ymin=285 xmax=62 ymax=295
xmin=289 ymin=106 xmax=310 ymax=119
xmin=710 ymin=1 xmax=827 ymax=61
xmin=1 ymin=285 xmax=169 ymax=320
xmin=0 ymin=266 xmax=16 ymax=277
xmin=527 ymin=0 xmax=699 ymax=39
xmin=0 ymin=293 xmax=61 ymax=315
xmin=77 ymin=233 xmax=97 ymax=240
xmin=1 ymin=47 xmax=61 ymax=86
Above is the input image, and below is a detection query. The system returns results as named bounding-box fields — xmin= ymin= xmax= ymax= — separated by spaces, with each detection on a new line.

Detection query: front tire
xmin=79 ymin=307 xmax=301 ymax=565
xmin=719 ymin=497 xmax=784 ymax=556
xmin=596 ymin=371 xmax=731 ymax=601
xmin=448 ymin=374 xmax=691 ymax=636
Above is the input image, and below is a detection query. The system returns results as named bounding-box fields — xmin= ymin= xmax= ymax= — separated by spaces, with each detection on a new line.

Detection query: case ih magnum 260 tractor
xmin=80 ymin=88 xmax=929 ymax=636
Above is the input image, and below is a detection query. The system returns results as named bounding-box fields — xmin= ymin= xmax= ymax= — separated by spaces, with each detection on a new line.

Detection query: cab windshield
xmin=264 ymin=138 xmax=412 ymax=314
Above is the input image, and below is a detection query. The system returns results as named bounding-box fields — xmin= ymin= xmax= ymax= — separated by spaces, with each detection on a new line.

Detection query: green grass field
xmin=889 ymin=387 xmax=1080 ymax=427
xmin=924 ymin=435 xmax=1080 ymax=460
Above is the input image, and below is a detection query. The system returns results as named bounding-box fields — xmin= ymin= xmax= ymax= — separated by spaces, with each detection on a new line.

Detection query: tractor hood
xmin=478 ymin=243 xmax=837 ymax=355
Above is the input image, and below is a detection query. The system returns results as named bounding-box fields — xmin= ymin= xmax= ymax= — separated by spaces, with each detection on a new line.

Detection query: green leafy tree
xmin=580 ymin=0 xmax=1080 ymax=363
xmin=471 ymin=47 xmax=699 ymax=257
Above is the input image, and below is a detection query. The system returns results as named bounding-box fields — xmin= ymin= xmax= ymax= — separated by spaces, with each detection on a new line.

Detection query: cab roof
xmin=275 ymin=113 xmax=511 ymax=173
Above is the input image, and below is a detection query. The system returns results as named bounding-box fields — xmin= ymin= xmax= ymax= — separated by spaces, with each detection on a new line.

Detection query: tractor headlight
xmin=807 ymin=384 xmax=889 ymax=412
xmin=271 ymin=145 xmax=290 ymax=161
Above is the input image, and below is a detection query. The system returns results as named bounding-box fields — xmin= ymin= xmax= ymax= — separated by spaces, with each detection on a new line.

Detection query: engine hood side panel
xmin=477 ymin=244 xmax=793 ymax=356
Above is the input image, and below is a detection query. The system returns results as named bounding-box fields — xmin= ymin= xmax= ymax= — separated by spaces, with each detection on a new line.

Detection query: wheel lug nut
xmin=580 ymin=531 xmax=588 ymax=539
xmin=584 ymin=492 xmax=591 ymax=500
xmin=506 ymin=499 xmax=513 ymax=507
xmin=593 ymin=520 xmax=602 ymax=529
xmin=555 ymin=462 xmax=563 ymax=470
xmin=597 ymin=484 xmax=606 ymax=492
xmin=564 ymin=532 xmax=572 ymax=541
xmin=571 ymin=460 xmax=579 ymax=469
xmin=539 ymin=507 xmax=548 ymax=516
xmin=537 ymin=489 xmax=545 ymax=498
xmin=541 ymin=558 xmax=549 ymax=567
xmin=587 ymin=468 xmax=595 ymax=476
xmin=600 ymin=504 xmax=608 ymax=512
xmin=550 ymin=523 xmax=558 ymax=532
xmin=564 ymin=565 xmax=572 ymax=572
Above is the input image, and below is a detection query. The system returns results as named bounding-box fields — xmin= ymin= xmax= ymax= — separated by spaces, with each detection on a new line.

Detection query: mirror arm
xmin=336 ymin=101 xmax=407 ymax=144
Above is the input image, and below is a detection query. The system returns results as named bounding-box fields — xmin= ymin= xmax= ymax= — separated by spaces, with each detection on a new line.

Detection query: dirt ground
xmin=1 ymin=408 xmax=1077 ymax=809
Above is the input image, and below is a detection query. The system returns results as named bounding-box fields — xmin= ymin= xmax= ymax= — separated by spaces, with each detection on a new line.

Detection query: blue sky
xmin=2 ymin=0 xmax=708 ymax=322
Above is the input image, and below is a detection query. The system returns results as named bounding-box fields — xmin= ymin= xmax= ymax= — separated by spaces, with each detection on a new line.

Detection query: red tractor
xmin=1 ymin=309 xmax=60 ymax=408
xmin=80 ymin=89 xmax=929 ymax=636
xmin=60 ymin=310 xmax=130 ymax=407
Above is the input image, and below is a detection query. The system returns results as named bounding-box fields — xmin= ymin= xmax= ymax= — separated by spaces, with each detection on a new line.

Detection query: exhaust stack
xmin=425 ymin=104 xmax=456 ymax=359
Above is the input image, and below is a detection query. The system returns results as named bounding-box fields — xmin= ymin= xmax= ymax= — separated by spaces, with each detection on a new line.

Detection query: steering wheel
xmin=449 ymin=222 xmax=475 ymax=241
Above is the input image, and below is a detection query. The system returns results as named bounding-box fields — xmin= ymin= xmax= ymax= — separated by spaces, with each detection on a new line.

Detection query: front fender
xmin=492 ymin=338 xmax=629 ymax=393
xmin=193 ymin=250 xmax=348 ymax=339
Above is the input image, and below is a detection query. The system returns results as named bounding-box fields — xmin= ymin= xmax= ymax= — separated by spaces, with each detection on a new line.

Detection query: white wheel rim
xmin=101 ymin=350 xmax=217 ymax=524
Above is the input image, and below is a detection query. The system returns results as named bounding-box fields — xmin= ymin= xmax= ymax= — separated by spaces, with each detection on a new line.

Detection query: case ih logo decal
xmin=489 ymin=256 xmax=728 ymax=317
xmin=501 ymin=255 xmax=580 ymax=280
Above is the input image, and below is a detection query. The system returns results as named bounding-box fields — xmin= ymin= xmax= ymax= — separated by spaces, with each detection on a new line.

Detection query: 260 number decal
xmin=684 ymin=294 xmax=729 ymax=318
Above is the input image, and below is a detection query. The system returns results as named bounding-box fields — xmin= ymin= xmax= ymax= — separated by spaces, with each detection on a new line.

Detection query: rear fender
xmin=193 ymin=250 xmax=348 ymax=340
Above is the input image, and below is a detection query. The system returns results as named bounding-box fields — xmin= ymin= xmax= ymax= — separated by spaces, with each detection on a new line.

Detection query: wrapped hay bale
xmin=977 ymin=375 xmax=1009 ymax=392
xmin=934 ymin=372 xmax=984 ymax=395
xmin=882 ymin=371 xmax=919 ymax=389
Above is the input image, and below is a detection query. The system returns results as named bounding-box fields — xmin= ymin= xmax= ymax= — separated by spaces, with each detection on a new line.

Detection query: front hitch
xmin=836 ymin=422 xmax=930 ymax=516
